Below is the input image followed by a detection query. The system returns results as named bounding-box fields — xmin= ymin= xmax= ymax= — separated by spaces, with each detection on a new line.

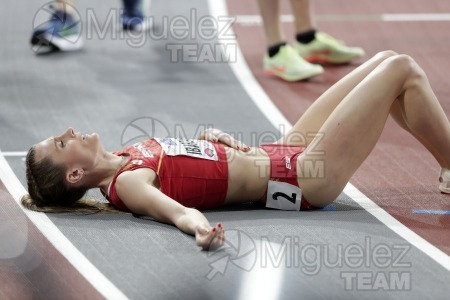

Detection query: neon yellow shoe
xmin=294 ymin=32 xmax=365 ymax=64
xmin=263 ymin=45 xmax=324 ymax=81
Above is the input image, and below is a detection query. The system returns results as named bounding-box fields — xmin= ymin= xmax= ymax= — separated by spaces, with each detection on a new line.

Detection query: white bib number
xmin=154 ymin=138 xmax=219 ymax=161
xmin=266 ymin=180 xmax=302 ymax=211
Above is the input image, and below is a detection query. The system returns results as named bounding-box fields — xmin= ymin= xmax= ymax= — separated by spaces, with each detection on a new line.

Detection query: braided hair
xmin=21 ymin=146 xmax=120 ymax=214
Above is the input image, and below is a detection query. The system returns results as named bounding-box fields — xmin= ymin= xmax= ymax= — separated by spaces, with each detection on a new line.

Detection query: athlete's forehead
xmin=34 ymin=137 xmax=58 ymax=162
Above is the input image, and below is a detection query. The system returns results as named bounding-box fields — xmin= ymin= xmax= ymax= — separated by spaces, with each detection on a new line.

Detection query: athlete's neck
xmin=83 ymin=152 xmax=128 ymax=192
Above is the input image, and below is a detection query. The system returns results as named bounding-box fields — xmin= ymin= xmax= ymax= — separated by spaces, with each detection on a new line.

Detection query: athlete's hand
xmin=195 ymin=223 xmax=225 ymax=251
xmin=198 ymin=128 xmax=250 ymax=152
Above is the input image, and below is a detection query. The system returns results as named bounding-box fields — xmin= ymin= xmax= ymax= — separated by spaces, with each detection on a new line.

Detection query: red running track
xmin=228 ymin=0 xmax=450 ymax=254
xmin=0 ymin=180 xmax=103 ymax=299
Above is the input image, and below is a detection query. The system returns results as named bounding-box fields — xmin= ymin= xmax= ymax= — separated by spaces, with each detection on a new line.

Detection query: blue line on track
xmin=319 ymin=205 xmax=337 ymax=211
xmin=412 ymin=209 xmax=450 ymax=215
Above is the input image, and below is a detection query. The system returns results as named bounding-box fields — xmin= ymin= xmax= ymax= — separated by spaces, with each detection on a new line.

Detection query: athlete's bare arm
xmin=115 ymin=169 xmax=224 ymax=250
xmin=198 ymin=128 xmax=249 ymax=151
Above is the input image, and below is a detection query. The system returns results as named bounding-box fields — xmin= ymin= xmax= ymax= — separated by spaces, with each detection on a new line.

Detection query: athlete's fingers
xmin=213 ymin=238 xmax=224 ymax=249
xmin=218 ymin=134 xmax=243 ymax=150
xmin=199 ymin=129 xmax=220 ymax=142
xmin=202 ymin=131 xmax=215 ymax=142
xmin=207 ymin=226 xmax=224 ymax=250
xmin=198 ymin=129 xmax=209 ymax=140
xmin=197 ymin=223 xmax=224 ymax=250
xmin=216 ymin=224 xmax=225 ymax=242
xmin=238 ymin=141 xmax=249 ymax=151
xmin=215 ymin=132 xmax=232 ymax=145
xmin=204 ymin=130 xmax=249 ymax=152
xmin=204 ymin=229 xmax=217 ymax=247
xmin=230 ymin=139 xmax=249 ymax=151
xmin=213 ymin=223 xmax=223 ymax=240
xmin=218 ymin=228 xmax=225 ymax=241
xmin=212 ymin=230 xmax=224 ymax=248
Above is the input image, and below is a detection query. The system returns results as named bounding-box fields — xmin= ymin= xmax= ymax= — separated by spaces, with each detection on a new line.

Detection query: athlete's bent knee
xmin=394 ymin=54 xmax=427 ymax=84
xmin=375 ymin=50 xmax=398 ymax=60
xmin=380 ymin=54 xmax=418 ymax=84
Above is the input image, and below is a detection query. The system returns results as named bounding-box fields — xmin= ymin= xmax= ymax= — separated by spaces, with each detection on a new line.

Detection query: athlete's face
xmin=34 ymin=128 xmax=103 ymax=171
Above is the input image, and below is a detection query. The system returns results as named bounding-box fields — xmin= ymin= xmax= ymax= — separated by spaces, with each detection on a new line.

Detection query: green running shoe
xmin=263 ymin=45 xmax=324 ymax=81
xmin=294 ymin=32 xmax=365 ymax=64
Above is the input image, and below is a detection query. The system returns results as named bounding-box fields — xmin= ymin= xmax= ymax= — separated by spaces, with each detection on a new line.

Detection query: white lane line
xmin=345 ymin=185 xmax=450 ymax=272
xmin=235 ymin=13 xmax=450 ymax=25
xmin=208 ymin=14 xmax=291 ymax=131
xmin=209 ymin=0 xmax=450 ymax=273
xmin=0 ymin=151 xmax=129 ymax=300
xmin=383 ymin=13 xmax=450 ymax=22
xmin=2 ymin=151 xmax=27 ymax=157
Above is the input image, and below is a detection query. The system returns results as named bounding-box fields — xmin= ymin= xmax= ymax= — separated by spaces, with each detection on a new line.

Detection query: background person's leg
xmin=257 ymin=0 xmax=323 ymax=81
xmin=122 ymin=0 xmax=152 ymax=31
xmin=257 ymin=0 xmax=285 ymax=47
xmin=290 ymin=0 xmax=313 ymax=33
xmin=55 ymin=0 xmax=74 ymax=12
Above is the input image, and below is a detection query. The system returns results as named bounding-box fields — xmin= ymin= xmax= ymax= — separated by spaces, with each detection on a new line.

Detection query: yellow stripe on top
xmin=157 ymin=151 xmax=164 ymax=175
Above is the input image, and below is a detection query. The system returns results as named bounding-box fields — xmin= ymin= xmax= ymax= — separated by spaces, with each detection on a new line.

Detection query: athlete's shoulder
xmin=116 ymin=168 xmax=158 ymax=191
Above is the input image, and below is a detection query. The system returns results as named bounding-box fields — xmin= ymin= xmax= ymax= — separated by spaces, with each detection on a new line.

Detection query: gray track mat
xmin=1 ymin=0 xmax=449 ymax=299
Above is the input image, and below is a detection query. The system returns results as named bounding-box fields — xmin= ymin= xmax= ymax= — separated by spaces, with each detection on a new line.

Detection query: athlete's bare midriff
xmin=223 ymin=146 xmax=271 ymax=205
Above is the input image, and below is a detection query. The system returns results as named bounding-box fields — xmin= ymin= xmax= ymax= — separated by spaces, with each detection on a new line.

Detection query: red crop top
xmin=103 ymin=138 xmax=229 ymax=212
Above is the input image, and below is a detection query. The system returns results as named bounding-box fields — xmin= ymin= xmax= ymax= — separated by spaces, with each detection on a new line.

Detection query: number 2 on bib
xmin=266 ymin=181 xmax=302 ymax=211
xmin=272 ymin=192 xmax=297 ymax=204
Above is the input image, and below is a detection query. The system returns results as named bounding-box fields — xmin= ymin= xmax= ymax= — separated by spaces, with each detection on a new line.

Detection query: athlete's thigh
xmin=277 ymin=51 xmax=398 ymax=147
xmin=296 ymin=56 xmax=410 ymax=205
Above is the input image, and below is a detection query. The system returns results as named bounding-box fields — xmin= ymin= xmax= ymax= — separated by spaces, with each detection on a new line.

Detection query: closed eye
xmin=60 ymin=140 xmax=65 ymax=148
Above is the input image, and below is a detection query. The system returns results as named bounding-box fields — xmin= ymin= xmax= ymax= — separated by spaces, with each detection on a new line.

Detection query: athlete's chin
xmin=89 ymin=133 xmax=101 ymax=144
xmin=90 ymin=133 xmax=105 ymax=152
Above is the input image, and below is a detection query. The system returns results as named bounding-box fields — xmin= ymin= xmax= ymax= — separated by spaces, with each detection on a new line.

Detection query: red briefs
xmin=103 ymin=138 xmax=229 ymax=212
xmin=259 ymin=144 xmax=317 ymax=210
